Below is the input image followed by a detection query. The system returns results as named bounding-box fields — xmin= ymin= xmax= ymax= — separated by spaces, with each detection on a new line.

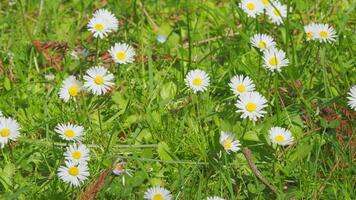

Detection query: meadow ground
xmin=0 ymin=0 xmax=355 ymax=199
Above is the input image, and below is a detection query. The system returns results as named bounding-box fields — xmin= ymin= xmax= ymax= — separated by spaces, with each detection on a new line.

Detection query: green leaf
xmin=243 ymin=131 xmax=260 ymax=142
xmin=4 ymin=77 xmax=11 ymax=91
xmin=160 ymin=82 xmax=177 ymax=101
xmin=157 ymin=142 xmax=173 ymax=161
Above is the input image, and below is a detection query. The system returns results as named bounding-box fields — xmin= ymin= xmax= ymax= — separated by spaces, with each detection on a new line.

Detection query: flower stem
xmin=274 ymin=73 xmax=280 ymax=124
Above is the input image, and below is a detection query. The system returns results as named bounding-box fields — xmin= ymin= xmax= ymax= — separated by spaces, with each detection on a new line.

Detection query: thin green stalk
xmin=95 ymin=37 xmax=100 ymax=65
xmin=274 ymin=73 xmax=281 ymax=124
xmin=240 ymin=120 xmax=249 ymax=140
xmin=186 ymin=3 xmax=192 ymax=72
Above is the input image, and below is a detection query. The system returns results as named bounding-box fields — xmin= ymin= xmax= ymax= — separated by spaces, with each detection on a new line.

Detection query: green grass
xmin=0 ymin=0 xmax=355 ymax=199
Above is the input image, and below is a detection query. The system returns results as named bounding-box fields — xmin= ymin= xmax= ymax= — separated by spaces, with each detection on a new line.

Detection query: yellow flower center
xmin=246 ymin=3 xmax=255 ymax=11
xmin=236 ymin=84 xmax=246 ymax=93
xmin=273 ymin=9 xmax=280 ymax=16
xmin=192 ymin=78 xmax=203 ymax=86
xmin=258 ymin=41 xmax=267 ymax=48
xmin=269 ymin=57 xmax=278 ymax=66
xmin=224 ymin=139 xmax=232 ymax=150
xmin=261 ymin=0 xmax=269 ymax=5
xmin=274 ymin=135 xmax=285 ymax=142
xmin=95 ymin=23 xmax=104 ymax=31
xmin=319 ymin=31 xmax=329 ymax=38
xmin=306 ymin=32 xmax=313 ymax=39
xmin=0 ymin=128 xmax=10 ymax=137
xmin=116 ymin=51 xmax=127 ymax=61
xmin=72 ymin=151 xmax=82 ymax=160
xmin=68 ymin=85 xmax=79 ymax=97
xmin=94 ymin=76 xmax=104 ymax=85
xmin=68 ymin=166 xmax=79 ymax=176
xmin=245 ymin=102 xmax=257 ymax=112
xmin=153 ymin=193 xmax=164 ymax=200
xmin=64 ymin=129 xmax=75 ymax=138
xmin=115 ymin=163 xmax=123 ymax=170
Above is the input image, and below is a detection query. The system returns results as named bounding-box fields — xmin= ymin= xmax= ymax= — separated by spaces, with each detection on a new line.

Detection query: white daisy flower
xmin=113 ymin=161 xmax=127 ymax=176
xmin=109 ymin=43 xmax=136 ymax=64
xmin=144 ymin=186 xmax=172 ymax=200
xmin=260 ymin=0 xmax=271 ymax=9
xmin=229 ymin=75 xmax=255 ymax=96
xmin=57 ymin=161 xmax=89 ymax=187
xmin=263 ymin=48 xmax=289 ymax=72
xmin=235 ymin=91 xmax=268 ymax=121
xmin=315 ymin=23 xmax=337 ymax=43
xmin=83 ymin=66 xmax=114 ymax=95
xmin=88 ymin=17 xmax=110 ymax=39
xmin=207 ymin=197 xmax=225 ymax=200
xmin=347 ymin=85 xmax=356 ymax=110
xmin=304 ymin=23 xmax=319 ymax=41
xmin=185 ymin=69 xmax=210 ymax=93
xmin=269 ymin=127 xmax=294 ymax=146
xmin=55 ymin=123 xmax=84 ymax=142
xmin=58 ymin=76 xmax=82 ymax=102
xmin=219 ymin=131 xmax=241 ymax=154
xmin=112 ymin=160 xmax=132 ymax=186
xmin=44 ymin=74 xmax=55 ymax=81
xmin=240 ymin=0 xmax=263 ymax=18
xmin=250 ymin=33 xmax=276 ymax=51
xmin=93 ymin=9 xmax=119 ymax=32
xmin=157 ymin=35 xmax=167 ymax=43
xmin=70 ymin=48 xmax=89 ymax=60
xmin=0 ymin=117 xmax=20 ymax=148
xmin=266 ymin=1 xmax=287 ymax=25
xmin=64 ymin=143 xmax=90 ymax=164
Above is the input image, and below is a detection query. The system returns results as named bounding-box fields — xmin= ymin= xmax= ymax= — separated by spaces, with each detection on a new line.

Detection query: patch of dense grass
xmin=0 ymin=0 xmax=355 ymax=199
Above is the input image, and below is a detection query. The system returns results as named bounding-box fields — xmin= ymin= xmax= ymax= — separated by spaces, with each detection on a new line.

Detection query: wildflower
xmin=315 ymin=23 xmax=337 ymax=43
xmin=219 ymin=132 xmax=241 ymax=154
xmin=144 ymin=187 xmax=172 ymax=200
xmin=347 ymin=85 xmax=356 ymax=110
xmin=185 ymin=69 xmax=210 ymax=93
xmin=263 ymin=48 xmax=289 ymax=72
xmin=304 ymin=23 xmax=318 ymax=41
xmin=250 ymin=33 xmax=276 ymax=51
xmin=266 ymin=1 xmax=287 ymax=25
xmin=55 ymin=123 xmax=84 ymax=142
xmin=269 ymin=127 xmax=294 ymax=146
xmin=58 ymin=76 xmax=82 ymax=102
xmin=235 ymin=91 xmax=268 ymax=121
xmin=109 ymin=43 xmax=136 ymax=64
xmin=64 ymin=143 xmax=90 ymax=164
xmin=83 ymin=66 xmax=114 ymax=95
xmin=0 ymin=117 xmax=20 ymax=148
xmin=58 ymin=161 xmax=89 ymax=186
xmin=240 ymin=0 xmax=263 ymax=18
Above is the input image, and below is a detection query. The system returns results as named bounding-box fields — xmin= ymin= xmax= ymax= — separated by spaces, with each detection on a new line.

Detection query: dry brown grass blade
xmin=79 ymin=168 xmax=111 ymax=200
xmin=32 ymin=40 xmax=68 ymax=70
xmin=242 ymin=147 xmax=278 ymax=194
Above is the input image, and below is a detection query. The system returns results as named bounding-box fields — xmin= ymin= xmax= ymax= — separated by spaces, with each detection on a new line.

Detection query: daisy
xmin=250 ymin=33 xmax=276 ymax=51
xmin=207 ymin=197 xmax=225 ymax=200
xmin=93 ymin=9 xmax=119 ymax=32
xmin=263 ymin=48 xmax=289 ymax=72
xmin=55 ymin=123 xmax=84 ymax=142
xmin=113 ymin=161 xmax=127 ymax=176
xmin=315 ymin=23 xmax=337 ymax=43
xmin=83 ymin=66 xmax=114 ymax=95
xmin=70 ymin=48 xmax=89 ymax=60
xmin=64 ymin=143 xmax=90 ymax=164
xmin=112 ymin=160 xmax=132 ymax=185
xmin=266 ymin=1 xmax=287 ymax=25
xmin=87 ymin=9 xmax=118 ymax=39
xmin=229 ymin=75 xmax=255 ymax=96
xmin=268 ymin=127 xmax=294 ymax=146
xmin=260 ymin=0 xmax=270 ymax=9
xmin=304 ymin=23 xmax=318 ymax=41
xmin=185 ymin=69 xmax=210 ymax=93
xmin=44 ymin=74 xmax=55 ymax=81
xmin=0 ymin=117 xmax=20 ymax=148
xmin=109 ymin=43 xmax=136 ymax=64
xmin=144 ymin=186 xmax=172 ymax=200
xmin=347 ymin=85 xmax=356 ymax=110
xmin=157 ymin=35 xmax=167 ymax=43
xmin=219 ymin=131 xmax=241 ymax=154
xmin=235 ymin=91 xmax=268 ymax=121
xmin=58 ymin=161 xmax=89 ymax=187
xmin=58 ymin=76 xmax=82 ymax=102
xmin=240 ymin=0 xmax=263 ymax=18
